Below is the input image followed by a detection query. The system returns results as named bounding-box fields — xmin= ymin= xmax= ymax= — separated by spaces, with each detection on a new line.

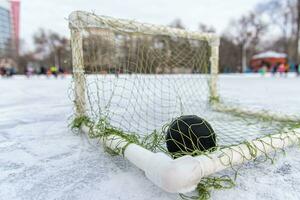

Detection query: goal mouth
xmin=69 ymin=11 xmax=300 ymax=199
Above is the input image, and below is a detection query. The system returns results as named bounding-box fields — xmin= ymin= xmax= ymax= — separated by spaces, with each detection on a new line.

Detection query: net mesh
xmin=69 ymin=11 xmax=300 ymax=198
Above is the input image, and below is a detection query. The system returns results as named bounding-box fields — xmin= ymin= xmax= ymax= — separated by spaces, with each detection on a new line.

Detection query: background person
xmin=278 ymin=63 xmax=285 ymax=77
xmin=284 ymin=63 xmax=289 ymax=77
xmin=296 ymin=64 xmax=300 ymax=76
xmin=50 ymin=66 xmax=58 ymax=78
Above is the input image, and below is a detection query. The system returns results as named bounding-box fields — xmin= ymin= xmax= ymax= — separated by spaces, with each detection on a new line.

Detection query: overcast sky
xmin=20 ymin=0 xmax=263 ymax=48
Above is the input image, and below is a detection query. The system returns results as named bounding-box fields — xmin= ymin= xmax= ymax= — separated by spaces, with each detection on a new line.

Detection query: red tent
xmin=250 ymin=51 xmax=287 ymax=72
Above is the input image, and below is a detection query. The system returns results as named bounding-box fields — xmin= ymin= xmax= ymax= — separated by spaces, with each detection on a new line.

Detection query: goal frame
xmin=69 ymin=11 xmax=300 ymax=194
xmin=69 ymin=11 xmax=220 ymax=118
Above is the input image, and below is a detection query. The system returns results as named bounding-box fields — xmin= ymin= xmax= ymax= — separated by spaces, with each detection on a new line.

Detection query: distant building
xmin=0 ymin=0 xmax=20 ymax=59
xmin=250 ymin=51 xmax=287 ymax=72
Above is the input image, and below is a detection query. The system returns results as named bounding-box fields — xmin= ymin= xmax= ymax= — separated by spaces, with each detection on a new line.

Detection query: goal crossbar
xmin=69 ymin=11 xmax=219 ymax=42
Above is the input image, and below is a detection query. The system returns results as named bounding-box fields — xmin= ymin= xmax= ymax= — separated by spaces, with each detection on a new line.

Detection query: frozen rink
xmin=1 ymin=74 xmax=300 ymax=200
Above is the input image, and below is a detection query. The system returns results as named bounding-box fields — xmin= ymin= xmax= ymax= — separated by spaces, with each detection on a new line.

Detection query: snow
xmin=1 ymin=74 xmax=300 ymax=200
xmin=252 ymin=51 xmax=287 ymax=59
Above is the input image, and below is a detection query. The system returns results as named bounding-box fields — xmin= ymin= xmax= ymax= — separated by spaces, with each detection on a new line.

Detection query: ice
xmin=0 ymin=74 xmax=300 ymax=200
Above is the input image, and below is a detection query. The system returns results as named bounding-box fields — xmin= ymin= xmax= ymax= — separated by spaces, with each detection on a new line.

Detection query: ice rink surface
xmin=1 ymin=74 xmax=300 ymax=200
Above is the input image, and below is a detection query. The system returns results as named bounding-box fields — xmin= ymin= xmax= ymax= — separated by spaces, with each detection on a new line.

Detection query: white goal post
xmin=69 ymin=11 xmax=300 ymax=195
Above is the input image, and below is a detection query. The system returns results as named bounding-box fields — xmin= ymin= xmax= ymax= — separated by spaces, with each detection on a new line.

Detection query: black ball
xmin=166 ymin=115 xmax=216 ymax=157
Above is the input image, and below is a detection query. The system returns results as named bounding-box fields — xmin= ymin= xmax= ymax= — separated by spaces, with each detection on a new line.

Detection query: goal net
xmin=69 ymin=11 xmax=300 ymax=198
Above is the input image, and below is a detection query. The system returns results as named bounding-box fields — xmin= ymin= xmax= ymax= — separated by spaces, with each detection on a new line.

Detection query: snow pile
xmin=252 ymin=51 xmax=287 ymax=59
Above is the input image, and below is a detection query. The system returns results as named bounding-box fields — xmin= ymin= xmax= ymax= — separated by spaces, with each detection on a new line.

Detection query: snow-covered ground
xmin=0 ymin=74 xmax=300 ymax=200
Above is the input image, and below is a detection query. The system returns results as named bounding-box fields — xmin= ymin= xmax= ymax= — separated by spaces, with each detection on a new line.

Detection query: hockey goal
xmin=69 ymin=11 xmax=300 ymax=198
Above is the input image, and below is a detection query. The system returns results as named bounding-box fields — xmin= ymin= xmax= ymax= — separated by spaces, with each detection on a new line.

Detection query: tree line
xmin=221 ymin=0 xmax=300 ymax=72
xmin=17 ymin=0 xmax=300 ymax=74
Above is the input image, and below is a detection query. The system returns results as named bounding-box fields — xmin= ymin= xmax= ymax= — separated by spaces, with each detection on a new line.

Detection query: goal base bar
xmin=81 ymin=125 xmax=300 ymax=194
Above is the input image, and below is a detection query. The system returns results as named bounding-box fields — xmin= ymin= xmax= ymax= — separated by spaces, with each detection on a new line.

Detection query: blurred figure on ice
xmin=0 ymin=58 xmax=17 ymax=77
xmin=0 ymin=66 xmax=6 ymax=76
xmin=259 ymin=62 xmax=267 ymax=76
xmin=25 ymin=66 xmax=34 ymax=78
xmin=5 ymin=65 xmax=13 ymax=77
xmin=278 ymin=63 xmax=286 ymax=77
xmin=58 ymin=66 xmax=66 ymax=78
xmin=271 ymin=63 xmax=279 ymax=76
xmin=50 ymin=66 xmax=58 ymax=78
xmin=115 ymin=69 xmax=119 ymax=78
xmin=296 ymin=64 xmax=300 ymax=76
xmin=0 ymin=59 xmax=6 ymax=76
xmin=39 ymin=65 xmax=47 ymax=75
xmin=46 ymin=68 xmax=52 ymax=77
xmin=284 ymin=63 xmax=289 ymax=77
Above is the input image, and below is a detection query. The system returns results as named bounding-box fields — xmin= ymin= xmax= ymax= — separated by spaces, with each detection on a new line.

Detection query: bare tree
xmin=259 ymin=0 xmax=298 ymax=61
xmin=219 ymin=36 xmax=241 ymax=73
xmin=33 ymin=29 xmax=71 ymax=69
xmin=169 ymin=19 xmax=185 ymax=29
xmin=198 ymin=23 xmax=216 ymax=33
xmin=225 ymin=12 xmax=268 ymax=72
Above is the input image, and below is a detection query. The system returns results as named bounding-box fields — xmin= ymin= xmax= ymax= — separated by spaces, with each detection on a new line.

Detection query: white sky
xmin=20 ymin=0 xmax=263 ymax=48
